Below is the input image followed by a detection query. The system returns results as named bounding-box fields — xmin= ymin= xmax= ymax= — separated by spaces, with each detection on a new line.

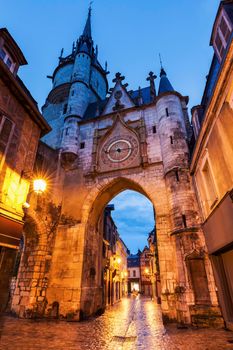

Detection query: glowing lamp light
xmin=124 ymin=271 xmax=128 ymax=277
xmin=22 ymin=202 xmax=30 ymax=209
xmin=117 ymin=257 xmax=121 ymax=264
xmin=33 ymin=179 xmax=47 ymax=194
xmin=145 ymin=268 xmax=149 ymax=274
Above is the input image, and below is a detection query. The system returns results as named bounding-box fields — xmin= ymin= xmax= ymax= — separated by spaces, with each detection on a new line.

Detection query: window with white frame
xmin=0 ymin=115 xmax=14 ymax=166
xmin=214 ymin=12 xmax=232 ymax=61
xmin=0 ymin=46 xmax=15 ymax=73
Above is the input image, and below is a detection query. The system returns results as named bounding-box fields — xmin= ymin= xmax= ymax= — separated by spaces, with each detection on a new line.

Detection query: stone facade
xmin=191 ymin=0 xmax=233 ymax=330
xmin=10 ymin=8 xmax=224 ymax=327
xmin=140 ymin=246 xmax=153 ymax=297
xmin=103 ymin=205 xmax=128 ymax=307
xmin=0 ymin=28 xmax=50 ymax=311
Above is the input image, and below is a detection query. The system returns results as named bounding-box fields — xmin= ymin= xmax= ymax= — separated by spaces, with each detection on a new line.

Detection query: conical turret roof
xmin=158 ymin=68 xmax=174 ymax=95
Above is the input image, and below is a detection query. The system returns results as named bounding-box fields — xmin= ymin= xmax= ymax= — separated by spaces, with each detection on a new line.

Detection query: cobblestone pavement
xmin=1 ymin=296 xmax=233 ymax=350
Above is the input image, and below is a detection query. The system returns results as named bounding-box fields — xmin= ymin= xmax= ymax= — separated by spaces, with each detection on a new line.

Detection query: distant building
xmin=103 ymin=205 xmax=128 ymax=307
xmin=127 ymin=252 xmax=141 ymax=293
xmin=147 ymin=229 xmax=161 ymax=303
xmin=0 ymin=28 xmax=50 ymax=311
xmin=140 ymin=246 xmax=152 ymax=296
xmin=191 ymin=0 xmax=233 ymax=329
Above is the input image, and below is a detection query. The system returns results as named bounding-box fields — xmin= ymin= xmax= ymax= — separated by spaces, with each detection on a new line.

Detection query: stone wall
xmin=11 ymin=90 xmax=222 ymax=326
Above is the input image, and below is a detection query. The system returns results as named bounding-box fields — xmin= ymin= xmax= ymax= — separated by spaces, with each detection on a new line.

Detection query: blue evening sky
xmin=110 ymin=191 xmax=154 ymax=254
xmin=1 ymin=0 xmax=220 ymax=252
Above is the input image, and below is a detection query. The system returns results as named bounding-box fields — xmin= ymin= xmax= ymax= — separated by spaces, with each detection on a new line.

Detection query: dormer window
xmin=0 ymin=46 xmax=15 ymax=73
xmin=213 ymin=12 xmax=232 ymax=61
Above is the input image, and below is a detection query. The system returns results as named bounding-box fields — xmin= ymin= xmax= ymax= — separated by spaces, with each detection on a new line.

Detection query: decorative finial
xmin=159 ymin=54 xmax=166 ymax=77
xmin=105 ymin=61 xmax=108 ymax=71
xmin=72 ymin=42 xmax=75 ymax=53
xmin=146 ymin=71 xmax=157 ymax=101
xmin=89 ymin=1 xmax=93 ymax=13
xmin=159 ymin=53 xmax=163 ymax=69
xmin=60 ymin=48 xmax=64 ymax=58
xmin=113 ymin=72 xmax=125 ymax=83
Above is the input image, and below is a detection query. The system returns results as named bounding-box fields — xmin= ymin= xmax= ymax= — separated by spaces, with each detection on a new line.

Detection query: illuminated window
xmin=0 ymin=115 xmax=14 ymax=166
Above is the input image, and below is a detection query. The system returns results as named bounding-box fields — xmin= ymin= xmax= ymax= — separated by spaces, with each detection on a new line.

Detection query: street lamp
xmin=117 ymin=257 xmax=121 ymax=264
xmin=23 ymin=178 xmax=47 ymax=209
xmin=33 ymin=179 xmax=47 ymax=194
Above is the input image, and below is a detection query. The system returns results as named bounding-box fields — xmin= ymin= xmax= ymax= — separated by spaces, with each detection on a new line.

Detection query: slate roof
xmin=158 ymin=68 xmax=174 ymax=95
xmin=127 ymin=254 xmax=140 ymax=267
xmin=83 ymin=86 xmax=151 ymax=120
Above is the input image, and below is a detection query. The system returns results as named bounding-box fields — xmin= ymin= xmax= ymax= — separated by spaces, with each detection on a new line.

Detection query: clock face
xmin=107 ymin=139 xmax=132 ymax=162
xmin=100 ymin=135 xmax=139 ymax=168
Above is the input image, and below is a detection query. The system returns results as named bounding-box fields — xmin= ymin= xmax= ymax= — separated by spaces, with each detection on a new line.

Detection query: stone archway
xmin=78 ymin=176 xmax=178 ymax=321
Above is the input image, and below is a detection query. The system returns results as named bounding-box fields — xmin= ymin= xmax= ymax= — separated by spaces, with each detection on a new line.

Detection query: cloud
xmin=109 ymin=190 xmax=155 ymax=253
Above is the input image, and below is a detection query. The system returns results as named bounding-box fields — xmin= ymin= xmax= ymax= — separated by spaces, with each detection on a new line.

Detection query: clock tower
xmin=12 ymin=6 xmax=221 ymax=328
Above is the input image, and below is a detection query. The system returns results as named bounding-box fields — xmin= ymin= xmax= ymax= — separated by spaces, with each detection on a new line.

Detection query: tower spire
xmin=82 ymin=3 xmax=92 ymax=39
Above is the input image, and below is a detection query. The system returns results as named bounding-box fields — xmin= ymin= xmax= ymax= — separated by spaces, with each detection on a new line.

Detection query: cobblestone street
xmin=0 ymin=296 xmax=233 ymax=350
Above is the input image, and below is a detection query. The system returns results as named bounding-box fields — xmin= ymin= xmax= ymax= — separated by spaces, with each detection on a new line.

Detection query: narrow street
xmin=0 ymin=296 xmax=233 ymax=350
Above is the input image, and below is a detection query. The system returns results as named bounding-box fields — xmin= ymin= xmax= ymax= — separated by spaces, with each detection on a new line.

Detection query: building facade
xmin=9 ymin=8 xmax=223 ymax=326
xmin=0 ymin=28 xmax=50 ymax=311
xmin=147 ymin=229 xmax=161 ymax=303
xmin=103 ymin=204 xmax=128 ymax=307
xmin=140 ymin=246 xmax=152 ymax=297
xmin=191 ymin=0 xmax=233 ymax=330
xmin=127 ymin=252 xmax=141 ymax=293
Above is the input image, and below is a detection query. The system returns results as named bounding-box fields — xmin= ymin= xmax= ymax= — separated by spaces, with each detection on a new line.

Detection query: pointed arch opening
xmin=80 ymin=177 xmax=161 ymax=317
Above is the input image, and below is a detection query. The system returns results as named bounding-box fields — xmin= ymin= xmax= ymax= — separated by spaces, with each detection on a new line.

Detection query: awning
xmin=0 ymin=216 xmax=23 ymax=249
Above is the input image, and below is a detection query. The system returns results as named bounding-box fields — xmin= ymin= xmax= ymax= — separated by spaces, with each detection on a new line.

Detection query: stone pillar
xmin=11 ymin=201 xmax=61 ymax=318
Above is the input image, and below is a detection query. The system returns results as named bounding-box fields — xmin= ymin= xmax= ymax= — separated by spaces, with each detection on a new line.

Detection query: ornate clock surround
xmin=91 ymin=114 xmax=148 ymax=174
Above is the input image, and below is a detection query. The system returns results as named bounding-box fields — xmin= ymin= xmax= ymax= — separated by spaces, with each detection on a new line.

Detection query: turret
xmin=157 ymin=68 xmax=188 ymax=174
xmin=60 ymin=8 xmax=94 ymax=163
xmin=41 ymin=6 xmax=109 ymax=164
xmin=157 ymin=67 xmax=197 ymax=233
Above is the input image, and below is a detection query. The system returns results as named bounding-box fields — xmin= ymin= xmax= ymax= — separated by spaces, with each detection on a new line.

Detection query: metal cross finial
xmin=159 ymin=53 xmax=163 ymax=69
